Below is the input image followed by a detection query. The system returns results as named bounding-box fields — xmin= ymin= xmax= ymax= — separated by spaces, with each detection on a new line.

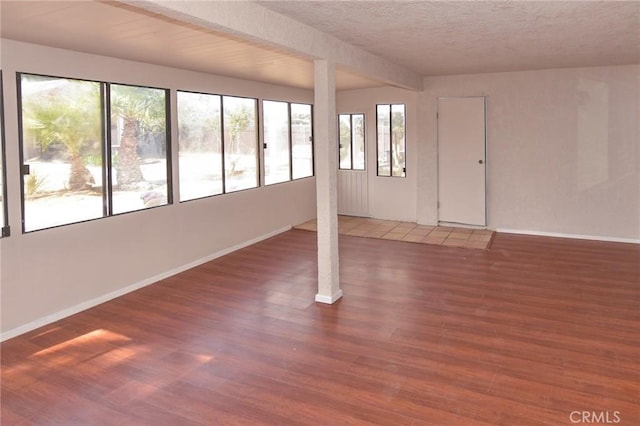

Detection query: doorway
xmin=337 ymin=113 xmax=368 ymax=217
xmin=437 ymin=96 xmax=487 ymax=227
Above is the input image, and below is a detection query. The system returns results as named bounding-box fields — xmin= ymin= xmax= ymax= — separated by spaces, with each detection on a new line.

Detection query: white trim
xmin=1 ymin=226 xmax=292 ymax=342
xmin=339 ymin=212 xmax=371 ymax=218
xmin=315 ymin=289 xmax=343 ymax=304
xmin=496 ymin=228 xmax=640 ymax=244
xmin=438 ymin=221 xmax=487 ymax=230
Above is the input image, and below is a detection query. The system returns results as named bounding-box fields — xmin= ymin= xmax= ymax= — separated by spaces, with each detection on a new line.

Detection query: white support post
xmin=313 ymin=59 xmax=342 ymax=304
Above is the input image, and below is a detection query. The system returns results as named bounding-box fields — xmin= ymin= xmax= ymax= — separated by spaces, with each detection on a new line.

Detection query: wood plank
xmin=1 ymin=230 xmax=638 ymax=425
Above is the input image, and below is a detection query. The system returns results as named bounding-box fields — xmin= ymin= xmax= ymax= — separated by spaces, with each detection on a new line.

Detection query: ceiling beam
xmin=117 ymin=0 xmax=424 ymax=91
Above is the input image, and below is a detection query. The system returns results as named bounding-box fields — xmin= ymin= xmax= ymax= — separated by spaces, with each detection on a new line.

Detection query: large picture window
xmin=339 ymin=113 xmax=365 ymax=170
xmin=291 ymin=103 xmax=313 ymax=180
xmin=376 ymin=104 xmax=406 ymax=177
xmin=177 ymin=91 xmax=223 ymax=201
xmin=262 ymin=100 xmax=314 ymax=185
xmin=20 ymin=74 xmax=104 ymax=231
xmin=18 ymin=73 xmax=171 ymax=232
xmin=177 ymin=93 xmax=259 ymax=199
xmin=110 ymin=83 xmax=170 ymax=214
xmin=263 ymin=100 xmax=290 ymax=185
xmin=223 ymin=96 xmax=259 ymax=192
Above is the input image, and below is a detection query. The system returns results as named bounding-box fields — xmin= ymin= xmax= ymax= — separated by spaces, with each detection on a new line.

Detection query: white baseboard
xmin=438 ymin=221 xmax=487 ymax=230
xmin=338 ymin=212 xmax=371 ymax=218
xmin=315 ymin=289 xmax=343 ymax=304
xmin=1 ymin=226 xmax=292 ymax=342
xmin=496 ymin=228 xmax=640 ymax=244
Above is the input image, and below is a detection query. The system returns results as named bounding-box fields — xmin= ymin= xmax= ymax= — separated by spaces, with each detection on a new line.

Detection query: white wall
xmin=336 ymin=65 xmax=639 ymax=240
xmin=337 ymin=87 xmax=419 ymax=222
xmin=0 ymin=40 xmax=317 ymax=337
xmin=418 ymin=65 xmax=640 ymax=240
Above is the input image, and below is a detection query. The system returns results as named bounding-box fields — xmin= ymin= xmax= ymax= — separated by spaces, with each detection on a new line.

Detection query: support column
xmin=313 ymin=59 xmax=342 ymax=304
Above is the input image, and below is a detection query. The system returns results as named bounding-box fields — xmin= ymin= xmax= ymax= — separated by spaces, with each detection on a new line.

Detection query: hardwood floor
xmin=1 ymin=230 xmax=638 ymax=425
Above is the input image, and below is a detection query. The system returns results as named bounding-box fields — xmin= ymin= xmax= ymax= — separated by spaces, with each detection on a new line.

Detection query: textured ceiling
xmin=258 ymin=1 xmax=640 ymax=76
xmin=2 ymin=1 xmax=638 ymax=91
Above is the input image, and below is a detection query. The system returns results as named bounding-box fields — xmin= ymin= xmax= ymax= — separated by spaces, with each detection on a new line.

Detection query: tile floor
xmin=294 ymin=215 xmax=494 ymax=250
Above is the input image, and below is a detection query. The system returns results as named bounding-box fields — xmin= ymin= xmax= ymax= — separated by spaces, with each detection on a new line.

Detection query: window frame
xmin=221 ymin=94 xmax=260 ymax=193
xmin=290 ymin=102 xmax=314 ymax=181
xmin=262 ymin=99 xmax=314 ymax=185
xmin=17 ymin=72 xmax=173 ymax=233
xmin=338 ymin=113 xmax=365 ymax=171
xmin=176 ymin=90 xmax=262 ymax=200
xmin=0 ymin=71 xmax=9 ymax=237
xmin=107 ymin=81 xmax=173 ymax=215
xmin=262 ymin=99 xmax=292 ymax=186
xmin=176 ymin=89 xmax=224 ymax=202
xmin=376 ymin=103 xmax=406 ymax=178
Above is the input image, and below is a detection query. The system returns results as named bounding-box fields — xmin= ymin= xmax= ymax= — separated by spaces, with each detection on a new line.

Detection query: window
xmin=376 ymin=104 xmax=406 ymax=177
xmin=177 ymin=92 xmax=264 ymax=199
xmin=0 ymin=72 xmax=8 ymax=237
xmin=223 ymin=96 xmax=259 ymax=192
xmin=110 ymin=84 xmax=170 ymax=214
xmin=291 ymin=103 xmax=313 ymax=179
xmin=263 ymin=100 xmax=290 ymax=185
xmin=18 ymin=73 xmax=171 ymax=232
xmin=339 ymin=113 xmax=365 ymax=170
xmin=263 ymin=101 xmax=314 ymax=184
xmin=177 ymin=91 xmax=223 ymax=201
xmin=19 ymin=74 xmax=104 ymax=231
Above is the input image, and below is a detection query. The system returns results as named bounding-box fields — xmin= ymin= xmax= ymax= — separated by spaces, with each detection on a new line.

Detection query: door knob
xmin=478 ymin=160 xmax=484 ymax=164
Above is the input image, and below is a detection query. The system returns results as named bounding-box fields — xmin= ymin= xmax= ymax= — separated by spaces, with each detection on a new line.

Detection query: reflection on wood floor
xmin=2 ymin=230 xmax=638 ymax=424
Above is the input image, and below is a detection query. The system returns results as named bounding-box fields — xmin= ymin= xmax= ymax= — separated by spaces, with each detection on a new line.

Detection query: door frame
xmin=337 ymin=112 xmax=369 ymax=217
xmin=436 ymin=96 xmax=488 ymax=227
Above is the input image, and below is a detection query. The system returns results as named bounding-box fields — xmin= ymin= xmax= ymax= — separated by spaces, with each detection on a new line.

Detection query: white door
xmin=437 ymin=97 xmax=486 ymax=226
xmin=337 ymin=113 xmax=368 ymax=216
